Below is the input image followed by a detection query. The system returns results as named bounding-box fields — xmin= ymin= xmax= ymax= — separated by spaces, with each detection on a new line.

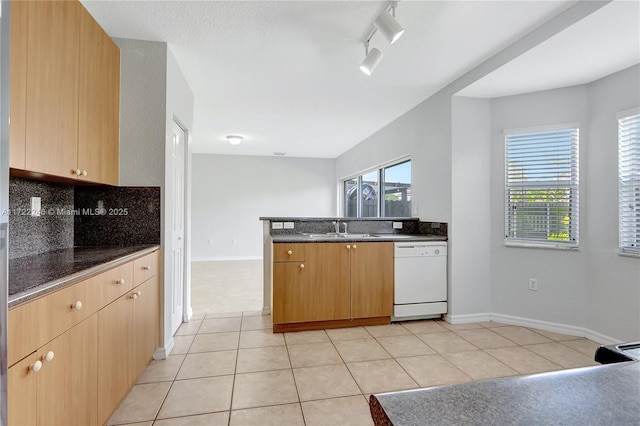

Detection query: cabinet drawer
xmin=8 ymin=277 xmax=100 ymax=366
xmin=133 ymin=251 xmax=159 ymax=286
xmin=273 ymin=244 xmax=306 ymax=262
xmin=98 ymin=262 xmax=134 ymax=307
xmin=8 ymin=297 xmax=46 ymax=367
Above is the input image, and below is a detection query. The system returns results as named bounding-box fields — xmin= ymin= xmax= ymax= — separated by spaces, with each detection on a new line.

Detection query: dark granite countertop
xmin=9 ymin=245 xmax=160 ymax=307
xmin=271 ymin=234 xmax=447 ymax=243
xmin=370 ymin=361 xmax=640 ymax=426
xmin=260 ymin=217 xmax=420 ymax=222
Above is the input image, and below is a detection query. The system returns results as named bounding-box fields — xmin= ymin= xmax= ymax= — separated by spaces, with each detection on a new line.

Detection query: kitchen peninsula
xmin=260 ymin=217 xmax=447 ymax=332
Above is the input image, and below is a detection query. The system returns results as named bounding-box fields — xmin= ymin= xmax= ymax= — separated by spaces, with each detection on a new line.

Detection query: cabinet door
xmin=24 ymin=0 xmax=80 ymax=179
xmin=132 ymin=276 xmax=160 ymax=376
xmin=350 ymin=242 xmax=394 ymax=319
xmin=97 ymin=293 xmax=134 ymax=425
xmin=308 ymin=243 xmax=350 ymax=322
xmin=78 ymin=6 xmax=120 ymax=185
xmin=9 ymin=0 xmax=27 ymax=169
xmin=37 ymin=315 xmax=98 ymax=426
xmin=273 ymin=261 xmax=309 ymax=324
xmin=273 ymin=244 xmax=350 ymax=324
xmin=8 ymin=353 xmax=38 ymax=426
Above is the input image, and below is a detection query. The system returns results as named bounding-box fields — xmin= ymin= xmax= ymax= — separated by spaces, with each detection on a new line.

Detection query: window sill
xmin=504 ymin=241 xmax=579 ymax=251
xmin=617 ymin=250 xmax=640 ymax=259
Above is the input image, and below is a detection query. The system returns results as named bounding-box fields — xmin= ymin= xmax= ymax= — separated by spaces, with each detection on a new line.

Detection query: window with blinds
xmin=504 ymin=126 xmax=579 ymax=248
xmin=619 ymin=111 xmax=640 ymax=255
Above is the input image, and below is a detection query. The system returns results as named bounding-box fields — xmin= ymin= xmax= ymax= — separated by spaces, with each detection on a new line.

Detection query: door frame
xmin=158 ymin=115 xmax=192 ymax=359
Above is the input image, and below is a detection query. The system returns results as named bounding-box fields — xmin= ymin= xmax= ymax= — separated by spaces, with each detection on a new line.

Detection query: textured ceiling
xmin=459 ymin=1 xmax=640 ymax=98
xmin=80 ymin=0 xmax=635 ymax=158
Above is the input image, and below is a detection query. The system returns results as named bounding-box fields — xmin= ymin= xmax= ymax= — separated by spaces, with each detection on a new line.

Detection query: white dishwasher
xmin=393 ymin=241 xmax=447 ymax=321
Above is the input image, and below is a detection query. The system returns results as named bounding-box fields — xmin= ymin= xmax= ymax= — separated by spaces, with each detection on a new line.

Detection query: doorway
xmin=169 ymin=119 xmax=186 ymax=335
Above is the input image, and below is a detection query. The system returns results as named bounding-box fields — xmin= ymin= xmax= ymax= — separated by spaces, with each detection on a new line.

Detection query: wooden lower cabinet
xmin=350 ymin=242 xmax=394 ymax=318
xmin=272 ymin=242 xmax=393 ymax=327
xmin=8 ymin=250 xmax=160 ymax=426
xmin=8 ymin=315 xmax=98 ymax=426
xmin=97 ymin=291 xmax=134 ymax=425
xmin=97 ymin=275 xmax=159 ymax=425
xmin=133 ymin=275 xmax=160 ymax=375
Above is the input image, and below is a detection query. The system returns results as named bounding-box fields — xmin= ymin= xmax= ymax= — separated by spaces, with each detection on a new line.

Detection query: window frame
xmin=503 ymin=123 xmax=580 ymax=249
xmin=341 ymin=158 xmax=411 ymax=218
xmin=618 ymin=108 xmax=640 ymax=257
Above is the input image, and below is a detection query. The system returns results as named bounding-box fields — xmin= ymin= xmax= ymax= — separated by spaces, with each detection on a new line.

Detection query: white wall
xmin=336 ymin=90 xmax=452 ymax=223
xmin=585 ymin=65 xmax=640 ymax=341
xmin=115 ymin=38 xmax=166 ymax=187
xmin=450 ymin=97 xmax=492 ymax=318
xmin=489 ymin=85 xmax=591 ymax=331
xmin=116 ymin=39 xmax=196 ymax=355
xmin=489 ymin=65 xmax=640 ymax=342
xmin=192 ymin=155 xmax=336 ymax=260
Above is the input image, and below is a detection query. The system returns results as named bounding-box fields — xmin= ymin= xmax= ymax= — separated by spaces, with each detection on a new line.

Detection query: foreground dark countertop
xmin=370 ymin=361 xmax=640 ymax=426
xmin=271 ymin=234 xmax=447 ymax=243
xmin=9 ymin=245 xmax=160 ymax=307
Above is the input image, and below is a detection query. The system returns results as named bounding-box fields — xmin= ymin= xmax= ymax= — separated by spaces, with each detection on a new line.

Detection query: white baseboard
xmin=153 ymin=337 xmax=175 ymax=360
xmin=444 ymin=312 xmax=491 ymax=324
xmin=445 ymin=312 xmax=619 ymax=345
xmin=184 ymin=306 xmax=193 ymax=322
xmin=191 ymin=256 xmax=263 ymax=262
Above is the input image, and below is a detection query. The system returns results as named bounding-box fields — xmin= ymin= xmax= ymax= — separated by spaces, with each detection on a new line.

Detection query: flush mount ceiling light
xmin=360 ymin=41 xmax=383 ymax=76
xmin=359 ymin=1 xmax=404 ymax=76
xmin=226 ymin=135 xmax=243 ymax=146
xmin=375 ymin=4 xmax=404 ymax=44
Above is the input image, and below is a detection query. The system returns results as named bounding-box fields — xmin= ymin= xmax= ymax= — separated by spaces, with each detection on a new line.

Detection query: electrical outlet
xmin=272 ymin=222 xmax=283 ymax=229
xmin=393 ymin=222 xmax=403 ymax=229
xmin=529 ymin=278 xmax=538 ymax=291
xmin=31 ymin=197 xmax=41 ymax=217
xmin=208 ymin=239 xmax=213 ymax=245
xmin=284 ymin=222 xmax=294 ymax=229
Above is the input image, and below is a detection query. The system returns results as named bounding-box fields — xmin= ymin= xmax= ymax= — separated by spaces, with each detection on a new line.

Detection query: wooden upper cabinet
xmin=9 ymin=0 xmax=27 ymax=169
xmin=78 ymin=6 xmax=120 ymax=185
xmin=24 ymin=0 xmax=80 ymax=179
xmin=9 ymin=0 xmax=120 ymax=185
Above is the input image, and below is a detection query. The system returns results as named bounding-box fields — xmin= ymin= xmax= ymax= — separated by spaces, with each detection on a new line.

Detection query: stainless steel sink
xmin=299 ymin=233 xmax=379 ymax=239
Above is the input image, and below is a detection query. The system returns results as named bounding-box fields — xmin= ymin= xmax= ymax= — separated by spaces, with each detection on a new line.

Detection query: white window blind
xmin=504 ymin=126 xmax=579 ymax=248
xmin=619 ymin=112 xmax=640 ymax=255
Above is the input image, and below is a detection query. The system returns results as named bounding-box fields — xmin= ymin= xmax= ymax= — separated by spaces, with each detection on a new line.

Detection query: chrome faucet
xmin=343 ymin=222 xmax=348 ymax=234
xmin=333 ymin=220 xmax=340 ymax=233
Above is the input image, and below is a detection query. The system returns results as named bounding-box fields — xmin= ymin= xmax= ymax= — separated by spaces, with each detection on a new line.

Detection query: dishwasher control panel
xmin=394 ymin=242 xmax=447 ymax=257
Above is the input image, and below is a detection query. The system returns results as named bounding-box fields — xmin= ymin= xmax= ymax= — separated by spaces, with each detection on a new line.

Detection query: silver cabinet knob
xmin=299 ymin=264 xmax=305 ymax=269
xmin=117 ymin=278 xmax=125 ymax=285
xmin=346 ymin=245 xmax=351 ymax=250
xmin=287 ymin=250 xmax=293 ymax=255
xmin=72 ymin=301 xmax=83 ymax=310
xmin=142 ymin=265 xmax=151 ymax=271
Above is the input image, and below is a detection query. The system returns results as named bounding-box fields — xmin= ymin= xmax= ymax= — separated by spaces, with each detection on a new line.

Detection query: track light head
xmin=360 ymin=42 xmax=383 ymax=76
xmin=375 ymin=7 xmax=404 ymax=44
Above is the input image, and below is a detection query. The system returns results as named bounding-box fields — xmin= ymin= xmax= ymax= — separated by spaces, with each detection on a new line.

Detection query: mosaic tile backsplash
xmin=74 ymin=186 xmax=160 ymax=246
xmin=8 ymin=177 xmax=161 ymax=259
xmin=8 ymin=178 xmax=75 ymax=259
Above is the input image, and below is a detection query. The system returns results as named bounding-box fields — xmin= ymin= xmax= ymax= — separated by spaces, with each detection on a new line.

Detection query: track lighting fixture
xmin=359 ymin=1 xmax=404 ymax=75
xmin=375 ymin=5 xmax=404 ymax=44
xmin=360 ymin=41 xmax=383 ymax=76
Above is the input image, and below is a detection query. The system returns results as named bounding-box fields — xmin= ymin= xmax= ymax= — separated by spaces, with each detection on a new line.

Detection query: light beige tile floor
xmin=191 ymin=260 xmax=263 ymax=315
xmin=108 ymin=316 xmax=600 ymax=426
